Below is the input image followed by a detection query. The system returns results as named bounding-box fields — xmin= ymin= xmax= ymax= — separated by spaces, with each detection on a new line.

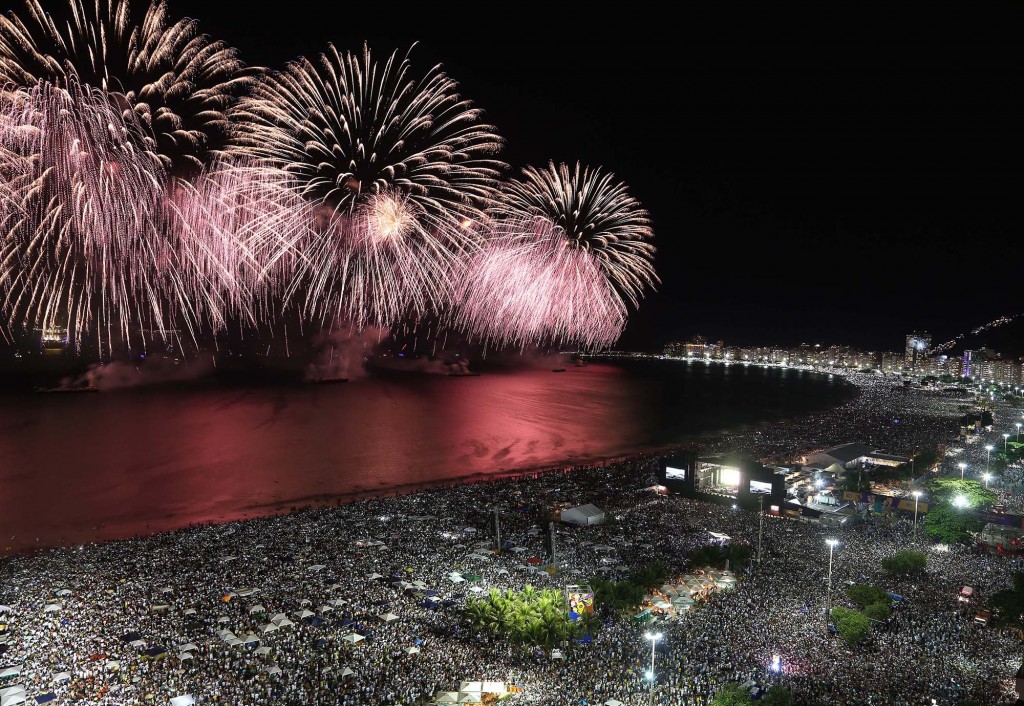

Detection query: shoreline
xmin=8 ymin=361 xmax=966 ymax=560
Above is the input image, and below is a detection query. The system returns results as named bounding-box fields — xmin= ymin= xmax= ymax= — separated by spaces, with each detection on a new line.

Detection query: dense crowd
xmin=0 ymin=378 xmax=1021 ymax=706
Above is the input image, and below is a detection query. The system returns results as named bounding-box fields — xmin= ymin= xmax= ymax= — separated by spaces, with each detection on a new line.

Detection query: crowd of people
xmin=0 ymin=378 xmax=1021 ymax=706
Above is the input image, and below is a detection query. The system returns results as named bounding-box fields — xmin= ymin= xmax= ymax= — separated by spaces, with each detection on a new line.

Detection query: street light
xmin=644 ymin=631 xmax=662 ymax=706
xmin=982 ymin=473 xmax=992 ymax=489
xmin=954 ymin=495 xmax=969 ymax=509
xmin=912 ymin=491 xmax=922 ymax=541
xmin=1004 ymin=433 xmax=1010 ymax=453
xmin=958 ymin=462 xmax=967 ymax=480
xmin=1016 ymin=422 xmax=1021 ymax=443
xmin=986 ymin=445 xmax=994 ymax=472
xmin=824 ymin=539 xmax=839 ymax=635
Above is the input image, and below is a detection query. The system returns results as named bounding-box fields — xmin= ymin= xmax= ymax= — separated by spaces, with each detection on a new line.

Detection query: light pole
xmin=1004 ymin=434 xmax=1010 ymax=453
xmin=954 ymin=494 xmax=969 ymax=509
xmin=757 ymin=494 xmax=765 ymax=564
xmin=983 ymin=473 xmax=992 ymax=489
xmin=824 ymin=539 xmax=838 ymax=635
xmin=958 ymin=462 xmax=967 ymax=480
xmin=986 ymin=445 xmax=994 ymax=473
xmin=912 ymin=491 xmax=922 ymax=541
xmin=1016 ymin=422 xmax=1021 ymax=443
xmin=644 ymin=631 xmax=662 ymax=706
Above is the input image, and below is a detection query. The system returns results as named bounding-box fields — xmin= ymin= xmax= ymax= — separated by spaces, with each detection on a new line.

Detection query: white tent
xmin=169 ymin=696 xmax=195 ymax=706
xmin=260 ymin=623 xmax=279 ymax=633
xmin=379 ymin=612 xmax=399 ymax=623
xmin=51 ymin=673 xmax=71 ymax=684
xmin=178 ymin=653 xmax=193 ymax=661
xmin=482 ymin=682 xmax=505 ymax=694
xmin=0 ymin=607 xmax=12 ymax=614
xmin=434 ymin=692 xmax=459 ymax=703
xmin=294 ymin=610 xmax=314 ymax=620
xmin=216 ymin=616 xmax=230 ymax=624
xmin=327 ymin=599 xmax=348 ymax=607
xmin=129 ymin=639 xmax=147 ymax=648
xmin=236 ymin=588 xmax=259 ymax=597
xmin=275 ymin=618 xmax=294 ymax=628
xmin=248 ymin=605 xmax=265 ymax=614
xmin=42 ymin=604 xmax=61 ymax=613
xmin=448 ymin=573 xmax=465 ymax=583
xmin=458 ymin=695 xmax=481 ymax=704
xmin=243 ymin=635 xmax=261 ymax=645
xmin=0 ymin=694 xmax=27 ymax=706
xmin=178 ymin=643 xmax=198 ymax=653
xmin=183 ymin=608 xmax=196 ymax=616
xmin=266 ymin=666 xmax=281 ymax=675
xmin=367 ymin=573 xmax=384 ymax=581
xmin=605 ymin=700 xmax=625 ymax=706
xmin=340 ymin=667 xmax=355 ymax=678
xmin=308 ymin=564 xmax=326 ymax=572
xmin=459 ymin=682 xmax=482 ymax=692
xmin=404 ymin=646 xmax=420 ymax=655
xmin=254 ymin=646 xmax=271 ymax=656
xmin=104 ymin=661 xmax=120 ymax=672
xmin=55 ymin=589 xmax=71 ymax=597
xmin=0 ymin=668 xmax=20 ymax=679
xmin=0 ymin=687 xmax=25 ymax=699
xmin=319 ymin=604 xmax=334 ymax=614
xmin=551 ymin=649 xmax=564 ymax=660
xmin=342 ymin=633 xmax=364 ymax=644
xmin=560 ymin=504 xmax=607 ymax=526
xmin=299 ymin=599 xmax=312 ymax=607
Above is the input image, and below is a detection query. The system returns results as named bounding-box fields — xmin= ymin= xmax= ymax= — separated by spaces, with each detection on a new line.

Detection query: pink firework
xmin=291 ymin=190 xmax=472 ymax=328
xmin=457 ymin=217 xmax=626 ymax=349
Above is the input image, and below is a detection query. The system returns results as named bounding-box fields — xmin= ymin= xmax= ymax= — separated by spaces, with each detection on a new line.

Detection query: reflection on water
xmin=0 ymin=360 xmax=852 ymax=551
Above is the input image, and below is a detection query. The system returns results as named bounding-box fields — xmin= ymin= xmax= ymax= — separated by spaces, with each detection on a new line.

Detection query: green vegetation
xmin=846 ymin=584 xmax=888 ymax=608
xmin=923 ymin=479 xmax=996 ymax=543
xmin=589 ymin=562 xmax=667 ymax=612
xmin=710 ymin=684 xmax=794 ymax=706
xmin=874 ymin=447 xmax=941 ymax=482
xmin=831 ymin=606 xmax=871 ymax=645
xmin=989 ymin=572 xmax=1024 ymax=630
xmin=464 ymin=586 xmax=598 ymax=648
xmin=687 ymin=543 xmax=753 ymax=570
xmin=881 ymin=550 xmax=927 ymax=575
xmin=863 ymin=601 xmax=892 ymax=622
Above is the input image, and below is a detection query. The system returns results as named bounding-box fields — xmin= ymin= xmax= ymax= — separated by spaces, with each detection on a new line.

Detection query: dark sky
xmin=171 ymin=4 xmax=1022 ymax=352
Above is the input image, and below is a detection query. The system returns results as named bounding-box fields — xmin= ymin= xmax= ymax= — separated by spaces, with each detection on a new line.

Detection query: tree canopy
xmin=831 ymin=606 xmax=871 ymax=645
xmin=881 ymin=550 xmax=927 ymax=575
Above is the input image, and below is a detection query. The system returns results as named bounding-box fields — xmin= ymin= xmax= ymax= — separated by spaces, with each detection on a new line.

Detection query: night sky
xmin=171 ymin=6 xmax=1021 ymax=352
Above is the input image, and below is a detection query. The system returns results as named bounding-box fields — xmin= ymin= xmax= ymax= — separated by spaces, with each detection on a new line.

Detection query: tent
xmin=0 ymin=609 xmax=10 ymax=615
xmin=178 ymin=643 xmax=198 ymax=653
xmin=178 ymin=653 xmax=193 ymax=661
xmin=254 ymin=646 xmax=271 ymax=656
xmin=605 ymin=700 xmax=625 ymax=706
xmin=342 ymin=634 xmax=364 ymax=644
xmin=248 ymin=605 xmax=265 ymax=614
xmin=404 ymin=646 xmax=420 ymax=655
xmin=340 ymin=667 xmax=355 ymax=678
xmin=266 ymin=666 xmax=281 ymax=676
xmin=129 ymin=640 xmax=146 ymax=649
xmin=0 ymin=688 xmax=24 ymax=699
xmin=299 ymin=599 xmax=312 ymax=607
xmin=379 ymin=613 xmax=399 ymax=623
xmin=308 ymin=564 xmax=326 ymax=572
xmin=42 ymin=605 xmax=60 ymax=613
xmin=169 ymin=697 xmax=195 ymax=706
xmin=434 ymin=692 xmax=459 ymax=703
xmin=50 ymin=674 xmax=70 ymax=684
xmin=260 ymin=623 xmax=279 ymax=633
xmin=120 ymin=632 xmax=143 ymax=643
xmin=33 ymin=694 xmax=55 ymax=704
xmin=295 ymin=610 xmax=314 ymax=620
xmin=0 ymin=669 xmax=19 ymax=679
xmin=551 ymin=649 xmax=564 ymax=660
xmin=1 ymin=694 xmax=27 ymax=706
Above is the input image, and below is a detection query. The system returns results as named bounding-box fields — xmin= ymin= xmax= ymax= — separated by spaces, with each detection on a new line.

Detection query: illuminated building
xmin=904 ymin=331 xmax=931 ymax=368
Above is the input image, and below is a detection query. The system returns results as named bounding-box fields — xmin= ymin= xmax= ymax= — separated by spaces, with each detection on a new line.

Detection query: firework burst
xmin=457 ymin=163 xmax=655 ymax=349
xmin=0 ymin=0 xmax=250 ymax=172
xmin=495 ymin=162 xmax=656 ymax=308
xmin=233 ymin=44 xmax=503 ymax=328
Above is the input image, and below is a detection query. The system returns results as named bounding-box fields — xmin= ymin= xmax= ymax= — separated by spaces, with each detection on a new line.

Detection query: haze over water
xmin=0 ymin=360 xmax=853 ymax=552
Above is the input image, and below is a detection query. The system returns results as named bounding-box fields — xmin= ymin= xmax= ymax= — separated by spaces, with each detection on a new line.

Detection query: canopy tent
xmin=248 ymin=605 xmax=265 ymax=614
xmin=50 ymin=674 xmax=70 ymax=685
xmin=169 ymin=697 xmax=195 ymax=706
xmin=0 ymin=668 xmax=19 ymax=679
xmin=266 ymin=666 xmax=281 ymax=675
xmin=379 ymin=613 xmax=399 ymax=623
xmin=260 ymin=623 xmax=279 ymax=634
xmin=0 ymin=609 xmax=10 ymax=615
xmin=605 ymin=700 xmax=625 ymax=706
xmin=342 ymin=634 xmax=364 ymax=644
xmin=340 ymin=667 xmax=355 ymax=678
xmin=1 ymin=694 xmax=27 ymax=706
xmin=178 ymin=643 xmax=198 ymax=653
xmin=404 ymin=646 xmax=420 ymax=655
xmin=299 ymin=599 xmax=312 ymax=607
xmin=42 ymin=605 xmax=60 ymax=613
xmin=254 ymin=646 xmax=271 ymax=656
xmin=434 ymin=692 xmax=459 ymax=703
xmin=178 ymin=653 xmax=193 ymax=661
xmin=294 ymin=610 xmax=314 ymax=620
xmin=0 ymin=688 xmax=25 ymax=699
xmin=33 ymin=694 xmax=55 ymax=705
xmin=308 ymin=564 xmax=326 ymax=572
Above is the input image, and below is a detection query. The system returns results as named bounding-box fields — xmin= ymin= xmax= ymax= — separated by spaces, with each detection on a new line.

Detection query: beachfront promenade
xmin=0 ymin=376 xmax=1021 ymax=706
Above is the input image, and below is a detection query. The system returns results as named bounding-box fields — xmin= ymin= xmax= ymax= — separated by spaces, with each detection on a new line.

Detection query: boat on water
xmin=310 ymin=377 xmax=349 ymax=384
xmin=552 ymin=368 xmax=567 ymax=373
xmin=36 ymin=385 xmax=99 ymax=394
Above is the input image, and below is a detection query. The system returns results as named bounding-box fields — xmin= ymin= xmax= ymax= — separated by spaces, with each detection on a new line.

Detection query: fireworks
xmin=0 ymin=81 xmax=182 ymax=352
xmin=0 ymin=21 xmax=658 ymax=356
xmin=0 ymin=0 xmax=250 ymax=172
xmin=457 ymin=217 xmax=627 ymax=349
xmin=495 ymin=162 xmax=656 ymax=308
xmin=457 ymin=163 xmax=655 ymax=349
xmin=233 ymin=44 xmax=503 ymax=327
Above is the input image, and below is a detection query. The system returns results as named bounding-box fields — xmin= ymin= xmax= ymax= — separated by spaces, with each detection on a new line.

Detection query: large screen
xmin=750 ymin=480 xmax=772 ymax=495
xmin=666 ymin=466 xmax=687 ymax=480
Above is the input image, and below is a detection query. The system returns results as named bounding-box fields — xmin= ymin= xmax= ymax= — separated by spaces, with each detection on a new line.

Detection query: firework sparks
xmin=495 ymin=162 xmax=656 ymax=308
xmin=0 ymin=0 xmax=251 ymax=172
xmin=233 ymin=44 xmax=502 ymax=328
xmin=457 ymin=217 xmax=627 ymax=349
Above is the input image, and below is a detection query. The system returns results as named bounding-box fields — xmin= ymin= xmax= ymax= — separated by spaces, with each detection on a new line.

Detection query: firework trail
xmin=458 ymin=217 xmax=627 ymax=348
xmin=495 ymin=162 xmax=656 ymax=308
xmin=0 ymin=0 xmax=250 ymax=172
xmin=232 ymin=44 xmax=503 ymax=328
xmin=458 ymin=162 xmax=655 ymax=349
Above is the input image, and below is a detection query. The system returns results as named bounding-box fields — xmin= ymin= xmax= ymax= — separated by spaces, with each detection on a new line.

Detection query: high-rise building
xmin=905 ymin=332 xmax=931 ymax=368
